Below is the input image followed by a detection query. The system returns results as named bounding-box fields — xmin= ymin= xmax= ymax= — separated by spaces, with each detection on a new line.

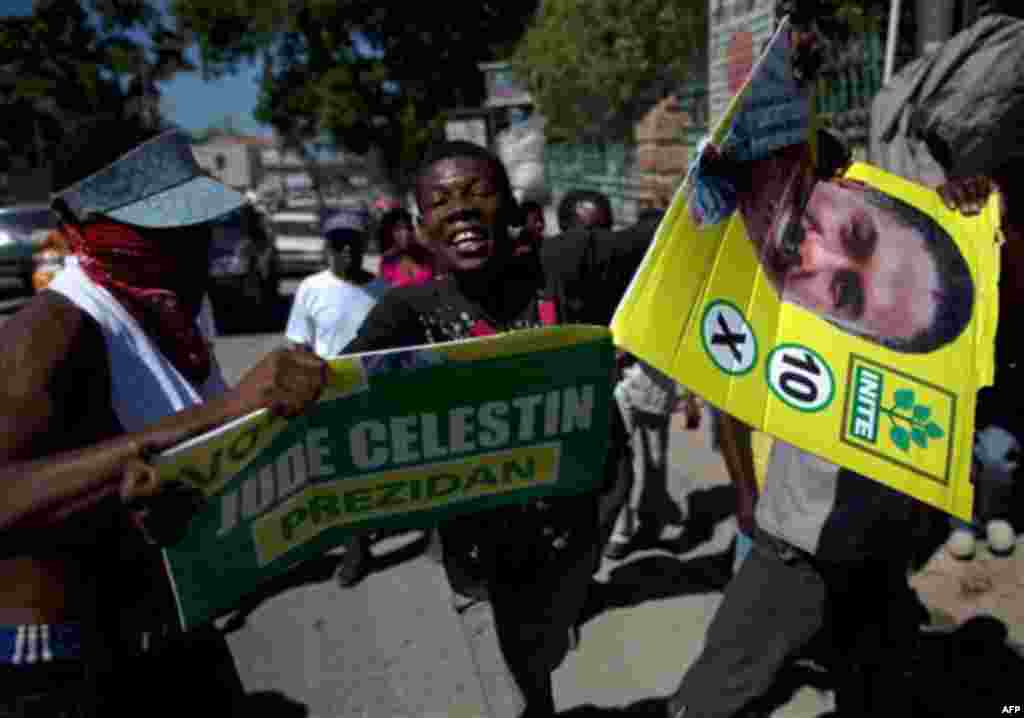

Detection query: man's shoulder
xmin=0 ymin=291 xmax=107 ymax=401
xmin=539 ymin=226 xmax=595 ymax=273
xmin=378 ymin=278 xmax=450 ymax=305
xmin=298 ymin=270 xmax=334 ymax=290
xmin=616 ymin=215 xmax=661 ymax=243
xmin=2 ymin=290 xmax=99 ymax=352
xmin=358 ymin=279 xmax=456 ymax=330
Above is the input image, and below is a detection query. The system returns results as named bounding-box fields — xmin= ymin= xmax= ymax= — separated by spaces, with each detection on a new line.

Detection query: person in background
xmin=557 ymin=189 xmax=614 ymax=233
xmin=377 ymin=207 xmax=435 ymax=288
xmin=285 ymin=207 xmax=383 ymax=587
xmin=514 ymin=200 xmax=547 ymax=257
xmin=286 ymin=207 xmax=379 ymax=359
xmin=713 ymin=408 xmax=760 ymax=574
xmin=605 ymin=196 xmax=701 ymax=560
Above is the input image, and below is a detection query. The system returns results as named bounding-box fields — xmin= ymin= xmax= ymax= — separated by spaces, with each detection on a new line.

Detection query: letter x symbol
xmin=711 ymin=312 xmax=746 ymax=362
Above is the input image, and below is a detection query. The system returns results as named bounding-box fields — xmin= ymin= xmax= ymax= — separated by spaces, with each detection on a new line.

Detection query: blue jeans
xmin=733 ymin=530 xmax=753 ymax=574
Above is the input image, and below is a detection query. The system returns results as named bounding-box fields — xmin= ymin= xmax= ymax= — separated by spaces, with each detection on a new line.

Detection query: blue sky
xmin=160 ymin=50 xmax=270 ymax=136
xmin=3 ymin=0 xmax=270 ymax=136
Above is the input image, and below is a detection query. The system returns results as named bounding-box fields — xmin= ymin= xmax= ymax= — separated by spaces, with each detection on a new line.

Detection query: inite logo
xmin=841 ymin=355 xmax=956 ymax=486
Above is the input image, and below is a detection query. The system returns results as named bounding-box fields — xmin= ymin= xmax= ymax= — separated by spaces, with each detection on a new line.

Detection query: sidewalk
xmin=224 ymin=414 xmax=1024 ymax=717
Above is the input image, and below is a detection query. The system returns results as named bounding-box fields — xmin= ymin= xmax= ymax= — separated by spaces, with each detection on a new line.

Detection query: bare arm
xmin=0 ymin=292 xmax=325 ymax=533
xmin=715 ymin=411 xmax=759 ymax=535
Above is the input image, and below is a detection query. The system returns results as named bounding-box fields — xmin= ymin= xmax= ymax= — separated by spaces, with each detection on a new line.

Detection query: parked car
xmin=0 ymin=204 xmax=58 ymax=293
xmin=208 ymin=204 xmax=279 ymax=308
xmin=268 ymin=210 xmax=324 ymax=277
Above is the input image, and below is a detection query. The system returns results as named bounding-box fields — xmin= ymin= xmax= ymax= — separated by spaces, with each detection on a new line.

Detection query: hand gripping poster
xmin=155 ymin=326 xmax=614 ymax=630
xmin=611 ymin=18 xmax=1001 ymax=522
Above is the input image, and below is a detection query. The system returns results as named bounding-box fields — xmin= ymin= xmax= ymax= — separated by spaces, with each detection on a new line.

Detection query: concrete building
xmin=256 ymin=143 xmax=389 ymax=205
xmin=191 ymin=133 xmax=274 ymax=192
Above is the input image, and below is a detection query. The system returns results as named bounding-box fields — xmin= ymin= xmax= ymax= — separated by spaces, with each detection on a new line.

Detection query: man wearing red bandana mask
xmin=0 ymin=117 xmax=326 ymax=717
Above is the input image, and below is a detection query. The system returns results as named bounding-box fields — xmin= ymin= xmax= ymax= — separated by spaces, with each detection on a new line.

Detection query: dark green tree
xmin=173 ymin=0 xmax=539 ymax=189
xmin=511 ymin=0 xmax=707 ymax=143
xmin=0 ymin=0 xmax=193 ymax=173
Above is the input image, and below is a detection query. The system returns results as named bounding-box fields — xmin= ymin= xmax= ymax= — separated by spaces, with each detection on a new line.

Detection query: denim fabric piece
xmin=54 ymin=130 xmax=244 ymax=228
xmin=724 ymin=25 xmax=810 ymax=164
xmin=688 ymin=22 xmax=811 ymax=228
xmin=0 ymin=623 xmax=83 ymax=664
xmin=733 ymin=531 xmax=754 ymax=574
xmin=107 ymin=176 xmax=244 ymax=228
xmin=687 ymin=137 xmax=740 ymax=227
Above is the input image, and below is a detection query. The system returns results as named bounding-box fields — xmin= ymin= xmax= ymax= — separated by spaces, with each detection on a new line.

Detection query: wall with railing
xmin=817 ymin=32 xmax=885 ymax=152
xmin=540 ymin=25 xmax=889 ymax=228
xmin=543 ymin=83 xmax=708 ymax=227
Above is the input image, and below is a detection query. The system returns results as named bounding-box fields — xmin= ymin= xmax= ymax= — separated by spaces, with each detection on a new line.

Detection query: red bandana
xmin=70 ymin=221 xmax=212 ymax=387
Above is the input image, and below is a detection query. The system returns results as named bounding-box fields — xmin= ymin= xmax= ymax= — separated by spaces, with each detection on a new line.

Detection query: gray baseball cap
xmin=51 ymin=129 xmax=246 ymax=228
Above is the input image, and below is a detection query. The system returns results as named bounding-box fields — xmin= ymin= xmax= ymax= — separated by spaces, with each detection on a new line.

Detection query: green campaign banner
xmin=156 ymin=326 xmax=615 ymax=630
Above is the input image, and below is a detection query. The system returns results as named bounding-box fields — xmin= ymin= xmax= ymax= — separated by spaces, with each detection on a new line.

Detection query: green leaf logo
xmin=891 ymin=425 xmax=910 ymax=451
xmin=881 ymin=384 xmax=948 ymax=454
xmin=894 ymin=389 xmax=915 ymax=410
xmin=911 ymin=427 xmax=928 ymax=449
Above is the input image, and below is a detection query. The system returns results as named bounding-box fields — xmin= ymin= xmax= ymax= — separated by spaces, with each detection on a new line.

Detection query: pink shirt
xmin=379 ymin=256 xmax=434 ymax=287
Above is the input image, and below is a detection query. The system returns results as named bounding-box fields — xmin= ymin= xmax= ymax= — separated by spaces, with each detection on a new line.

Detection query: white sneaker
xmin=986 ymin=520 xmax=1016 ymax=555
xmin=947 ymin=528 xmax=977 ymax=560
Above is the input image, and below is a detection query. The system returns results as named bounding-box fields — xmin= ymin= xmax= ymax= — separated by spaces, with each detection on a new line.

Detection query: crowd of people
xmin=1 ymin=5 xmax=1022 ymax=718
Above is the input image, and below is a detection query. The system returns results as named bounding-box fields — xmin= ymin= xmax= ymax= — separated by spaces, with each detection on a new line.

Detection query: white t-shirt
xmin=285 ymin=270 xmax=378 ymax=358
xmin=615 ymin=359 xmax=679 ymax=416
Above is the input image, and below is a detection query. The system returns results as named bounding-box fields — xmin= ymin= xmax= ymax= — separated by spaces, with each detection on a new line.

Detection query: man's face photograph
xmin=759 ymin=171 xmax=975 ymax=354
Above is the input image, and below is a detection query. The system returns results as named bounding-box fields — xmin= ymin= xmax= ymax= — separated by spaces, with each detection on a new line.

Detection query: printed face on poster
xmin=612 ymin=18 xmax=1001 ymax=521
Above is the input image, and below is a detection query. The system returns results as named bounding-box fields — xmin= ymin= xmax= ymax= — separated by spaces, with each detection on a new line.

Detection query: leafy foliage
xmin=510 ymin=0 xmax=706 ymax=142
xmin=886 ymin=387 xmax=945 ymax=453
xmin=174 ymin=0 xmax=539 ymax=186
xmin=0 ymin=0 xmax=193 ymax=171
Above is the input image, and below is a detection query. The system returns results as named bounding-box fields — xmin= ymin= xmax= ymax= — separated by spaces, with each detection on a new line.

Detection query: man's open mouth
xmin=450 ymin=227 xmax=489 ymax=254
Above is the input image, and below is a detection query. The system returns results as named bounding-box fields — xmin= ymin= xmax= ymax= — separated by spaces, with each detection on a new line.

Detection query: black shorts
xmin=0 ymin=660 xmax=91 ymax=718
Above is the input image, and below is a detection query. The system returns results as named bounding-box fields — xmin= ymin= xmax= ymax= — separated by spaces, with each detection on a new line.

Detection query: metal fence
xmin=543 ymin=83 xmax=708 ymax=227
xmin=541 ymin=28 xmax=884 ymax=228
xmin=818 ymin=32 xmax=885 ymax=146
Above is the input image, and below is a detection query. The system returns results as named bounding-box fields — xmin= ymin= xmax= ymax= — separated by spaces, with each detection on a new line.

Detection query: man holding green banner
xmin=0 ymin=117 xmax=328 ymax=716
xmin=344 ymin=140 xmax=655 ymax=717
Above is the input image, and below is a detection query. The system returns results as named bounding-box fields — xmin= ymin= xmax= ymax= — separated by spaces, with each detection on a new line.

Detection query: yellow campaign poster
xmin=611 ymin=18 xmax=1001 ymax=521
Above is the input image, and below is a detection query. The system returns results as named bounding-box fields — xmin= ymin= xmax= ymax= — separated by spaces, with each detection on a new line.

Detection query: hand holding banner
xmin=154 ymin=326 xmax=614 ymax=630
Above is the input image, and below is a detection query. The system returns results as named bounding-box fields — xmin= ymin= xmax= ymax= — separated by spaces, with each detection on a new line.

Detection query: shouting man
xmin=344 ymin=141 xmax=653 ymax=717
